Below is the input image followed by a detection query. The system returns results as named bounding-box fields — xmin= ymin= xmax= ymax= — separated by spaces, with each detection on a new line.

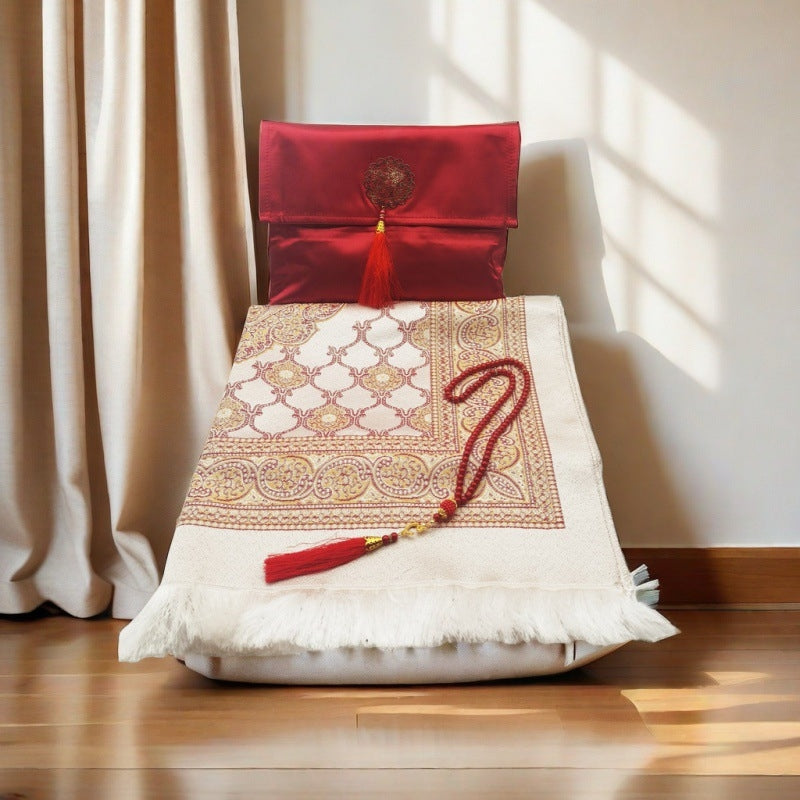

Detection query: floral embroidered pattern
xmin=234 ymin=304 xmax=342 ymax=363
xmin=203 ymin=460 xmax=256 ymax=503
xmin=316 ymin=458 xmax=372 ymax=502
xmin=307 ymin=404 xmax=351 ymax=434
xmin=409 ymin=406 xmax=433 ymax=434
xmin=363 ymin=156 xmax=415 ymax=210
xmin=362 ymin=364 xmax=404 ymax=394
xmin=264 ymin=360 xmax=308 ymax=390
xmin=211 ymin=397 xmax=250 ymax=435
xmin=373 ymin=455 xmax=429 ymax=498
xmin=178 ymin=299 xmax=563 ymax=531
xmin=257 ymin=456 xmax=314 ymax=501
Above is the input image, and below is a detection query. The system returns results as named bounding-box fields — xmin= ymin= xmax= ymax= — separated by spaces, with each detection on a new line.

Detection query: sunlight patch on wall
xmin=595 ymin=153 xmax=720 ymax=390
xmin=592 ymin=53 xmax=721 ymax=390
xmin=427 ymin=73 xmax=502 ymax=123
xmin=429 ymin=0 xmax=512 ymax=116
xmin=598 ymin=54 xmax=719 ymax=220
xmin=621 ymin=256 xmax=720 ymax=391
xmin=517 ymin=1 xmax=592 ymax=136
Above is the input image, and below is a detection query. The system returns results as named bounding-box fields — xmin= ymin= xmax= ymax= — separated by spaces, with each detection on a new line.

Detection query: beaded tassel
xmin=358 ymin=209 xmax=399 ymax=308
xmin=263 ymin=358 xmax=531 ymax=584
xmin=264 ymin=533 xmax=399 ymax=583
xmin=358 ymin=156 xmax=415 ymax=308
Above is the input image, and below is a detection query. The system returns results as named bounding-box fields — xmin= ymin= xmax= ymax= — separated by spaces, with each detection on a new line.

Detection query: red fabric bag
xmin=259 ymin=121 xmax=520 ymax=306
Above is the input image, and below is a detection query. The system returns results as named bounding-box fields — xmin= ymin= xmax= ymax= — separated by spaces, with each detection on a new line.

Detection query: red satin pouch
xmin=259 ymin=121 xmax=520 ymax=305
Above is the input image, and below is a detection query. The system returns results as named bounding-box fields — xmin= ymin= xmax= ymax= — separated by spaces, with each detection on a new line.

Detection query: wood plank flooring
xmin=1 ymin=610 xmax=799 ymax=798
xmin=623 ymin=548 xmax=800 ymax=605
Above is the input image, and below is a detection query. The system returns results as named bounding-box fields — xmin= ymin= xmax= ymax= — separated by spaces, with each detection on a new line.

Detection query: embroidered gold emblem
xmin=363 ymin=156 xmax=415 ymax=210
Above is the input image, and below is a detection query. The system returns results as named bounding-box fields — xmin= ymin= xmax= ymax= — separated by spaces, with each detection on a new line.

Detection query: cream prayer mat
xmin=119 ymin=297 xmax=676 ymax=681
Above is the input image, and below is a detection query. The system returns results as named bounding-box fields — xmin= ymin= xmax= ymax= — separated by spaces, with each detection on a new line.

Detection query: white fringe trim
xmin=118 ymin=573 xmax=678 ymax=663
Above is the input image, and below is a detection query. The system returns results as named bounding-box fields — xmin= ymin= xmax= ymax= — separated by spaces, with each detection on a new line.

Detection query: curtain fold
xmin=0 ymin=0 xmax=256 ymax=619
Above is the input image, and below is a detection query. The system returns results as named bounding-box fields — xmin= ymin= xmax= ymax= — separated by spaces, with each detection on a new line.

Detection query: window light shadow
xmin=425 ymin=0 xmax=722 ymax=392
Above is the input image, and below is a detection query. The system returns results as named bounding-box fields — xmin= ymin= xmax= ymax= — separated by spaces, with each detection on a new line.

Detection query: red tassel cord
xmin=265 ymin=532 xmax=399 ymax=583
xmin=264 ymin=358 xmax=531 ymax=584
xmin=358 ymin=156 xmax=415 ymax=308
xmin=358 ymin=209 xmax=400 ymax=309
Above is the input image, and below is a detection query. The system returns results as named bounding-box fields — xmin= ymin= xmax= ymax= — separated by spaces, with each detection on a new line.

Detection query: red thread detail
xmin=264 ymin=537 xmax=370 ymax=583
xmin=359 ymin=216 xmax=400 ymax=308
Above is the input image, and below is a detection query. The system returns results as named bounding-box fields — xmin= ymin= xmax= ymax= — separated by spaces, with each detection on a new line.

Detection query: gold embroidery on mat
xmin=213 ymin=302 xmax=433 ymax=439
xmin=234 ymin=303 xmax=344 ymax=363
xmin=179 ymin=299 xmax=564 ymax=530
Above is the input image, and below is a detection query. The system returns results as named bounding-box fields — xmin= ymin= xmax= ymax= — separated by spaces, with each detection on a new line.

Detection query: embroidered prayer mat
xmin=119 ymin=297 xmax=676 ymax=671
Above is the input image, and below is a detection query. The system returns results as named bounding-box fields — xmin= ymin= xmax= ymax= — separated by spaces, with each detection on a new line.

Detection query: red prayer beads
xmin=444 ymin=358 xmax=531 ymax=506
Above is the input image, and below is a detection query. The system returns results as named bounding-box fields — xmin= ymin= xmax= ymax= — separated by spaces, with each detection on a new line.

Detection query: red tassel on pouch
xmin=358 ymin=156 xmax=415 ymax=308
xmin=358 ymin=211 xmax=399 ymax=308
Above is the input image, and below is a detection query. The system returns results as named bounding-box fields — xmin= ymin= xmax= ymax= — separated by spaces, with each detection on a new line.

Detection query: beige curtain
xmin=0 ymin=0 xmax=256 ymax=619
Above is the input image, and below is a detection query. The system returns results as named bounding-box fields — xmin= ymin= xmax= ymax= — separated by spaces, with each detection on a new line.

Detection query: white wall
xmin=237 ymin=0 xmax=800 ymax=547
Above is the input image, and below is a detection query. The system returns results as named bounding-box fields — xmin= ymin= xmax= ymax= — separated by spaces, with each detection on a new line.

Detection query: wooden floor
xmin=1 ymin=610 xmax=799 ymax=799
